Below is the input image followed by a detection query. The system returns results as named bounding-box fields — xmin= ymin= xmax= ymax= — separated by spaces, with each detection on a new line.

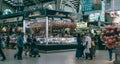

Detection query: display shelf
xmin=9 ymin=42 xmax=77 ymax=51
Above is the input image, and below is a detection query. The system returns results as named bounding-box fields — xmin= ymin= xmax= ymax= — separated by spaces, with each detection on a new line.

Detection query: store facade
xmin=0 ymin=9 xmax=78 ymax=51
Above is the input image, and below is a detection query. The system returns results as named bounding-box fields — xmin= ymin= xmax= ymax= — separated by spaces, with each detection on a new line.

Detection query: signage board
xmin=81 ymin=0 xmax=102 ymax=12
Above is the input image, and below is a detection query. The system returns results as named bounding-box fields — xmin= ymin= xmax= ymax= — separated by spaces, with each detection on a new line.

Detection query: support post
xmin=46 ymin=17 xmax=49 ymax=45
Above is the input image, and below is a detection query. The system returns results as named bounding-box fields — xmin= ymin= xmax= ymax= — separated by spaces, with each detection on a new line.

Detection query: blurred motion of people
xmin=14 ymin=32 xmax=24 ymax=60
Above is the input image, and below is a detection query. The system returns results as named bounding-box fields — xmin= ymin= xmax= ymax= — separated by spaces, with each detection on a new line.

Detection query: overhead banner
xmin=81 ymin=0 xmax=102 ymax=12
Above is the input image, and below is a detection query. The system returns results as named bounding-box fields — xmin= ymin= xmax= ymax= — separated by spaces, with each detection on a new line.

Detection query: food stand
xmin=23 ymin=9 xmax=77 ymax=51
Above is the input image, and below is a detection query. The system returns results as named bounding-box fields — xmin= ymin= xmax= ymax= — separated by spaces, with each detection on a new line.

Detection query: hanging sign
xmin=81 ymin=0 xmax=102 ymax=12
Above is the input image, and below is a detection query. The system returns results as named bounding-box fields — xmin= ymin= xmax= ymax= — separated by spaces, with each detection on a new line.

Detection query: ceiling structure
xmin=1 ymin=0 xmax=81 ymax=21
xmin=3 ymin=0 xmax=55 ymax=6
xmin=40 ymin=0 xmax=79 ymax=13
xmin=2 ymin=0 xmax=80 ymax=13
xmin=2 ymin=0 xmax=114 ymax=13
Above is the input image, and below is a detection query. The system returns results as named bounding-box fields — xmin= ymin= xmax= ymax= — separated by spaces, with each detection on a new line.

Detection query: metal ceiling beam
xmin=76 ymin=0 xmax=80 ymax=13
xmin=55 ymin=0 xmax=62 ymax=10
xmin=0 ymin=0 xmax=3 ymax=11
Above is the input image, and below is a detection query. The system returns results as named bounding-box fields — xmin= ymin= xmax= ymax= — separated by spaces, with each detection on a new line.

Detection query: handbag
xmin=84 ymin=48 xmax=90 ymax=53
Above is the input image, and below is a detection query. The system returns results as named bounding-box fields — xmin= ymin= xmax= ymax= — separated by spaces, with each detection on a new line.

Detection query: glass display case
xmin=24 ymin=17 xmax=77 ymax=45
xmin=36 ymin=37 xmax=76 ymax=44
xmin=23 ymin=16 xmax=77 ymax=51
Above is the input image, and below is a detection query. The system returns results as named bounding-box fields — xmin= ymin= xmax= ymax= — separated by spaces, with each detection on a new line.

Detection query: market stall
xmin=0 ymin=9 xmax=78 ymax=50
xmin=23 ymin=9 xmax=77 ymax=51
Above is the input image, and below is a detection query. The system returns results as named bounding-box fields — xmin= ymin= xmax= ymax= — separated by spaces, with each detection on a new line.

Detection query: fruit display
xmin=101 ymin=25 xmax=120 ymax=48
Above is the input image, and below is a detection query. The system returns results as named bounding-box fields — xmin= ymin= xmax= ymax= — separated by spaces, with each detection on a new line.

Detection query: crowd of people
xmin=75 ymin=32 xmax=114 ymax=61
xmin=75 ymin=33 xmax=97 ymax=60
xmin=0 ymin=31 xmax=114 ymax=61
xmin=0 ymin=32 xmax=40 ymax=61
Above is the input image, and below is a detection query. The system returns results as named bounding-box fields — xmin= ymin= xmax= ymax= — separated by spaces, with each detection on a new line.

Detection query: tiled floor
xmin=0 ymin=49 xmax=114 ymax=64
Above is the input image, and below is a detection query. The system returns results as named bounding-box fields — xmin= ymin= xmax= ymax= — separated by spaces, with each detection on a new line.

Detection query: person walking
xmin=6 ymin=34 xmax=10 ymax=48
xmin=0 ymin=35 xmax=6 ymax=61
xmin=106 ymin=45 xmax=114 ymax=61
xmin=14 ymin=32 xmax=24 ymax=60
xmin=84 ymin=33 xmax=93 ymax=60
xmin=75 ymin=33 xmax=82 ymax=59
xmin=24 ymin=35 xmax=32 ymax=56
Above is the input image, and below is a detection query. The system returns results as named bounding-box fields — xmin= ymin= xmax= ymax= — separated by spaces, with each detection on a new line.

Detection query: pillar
xmin=55 ymin=0 xmax=62 ymax=10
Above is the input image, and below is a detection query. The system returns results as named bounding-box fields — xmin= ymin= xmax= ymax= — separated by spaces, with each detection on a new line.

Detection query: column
xmin=0 ymin=0 xmax=3 ymax=13
xmin=98 ymin=0 xmax=105 ymax=27
xmin=55 ymin=0 xmax=62 ymax=10
xmin=46 ymin=17 xmax=49 ymax=45
xmin=77 ymin=0 xmax=80 ymax=13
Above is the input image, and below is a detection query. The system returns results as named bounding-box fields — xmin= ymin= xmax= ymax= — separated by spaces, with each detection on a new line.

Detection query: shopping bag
xmin=84 ymin=48 xmax=90 ymax=53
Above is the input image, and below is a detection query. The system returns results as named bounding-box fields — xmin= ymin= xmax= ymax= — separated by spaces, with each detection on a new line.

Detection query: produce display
xmin=101 ymin=25 xmax=120 ymax=48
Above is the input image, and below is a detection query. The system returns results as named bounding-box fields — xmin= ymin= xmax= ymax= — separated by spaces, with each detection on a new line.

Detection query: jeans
xmin=108 ymin=48 xmax=113 ymax=60
xmin=17 ymin=47 xmax=23 ymax=59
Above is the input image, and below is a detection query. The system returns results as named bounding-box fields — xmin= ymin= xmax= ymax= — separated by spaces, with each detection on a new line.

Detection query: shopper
xmin=2 ymin=35 xmax=6 ymax=48
xmin=84 ymin=33 xmax=92 ymax=60
xmin=14 ymin=32 xmax=24 ymax=60
xmin=98 ymin=34 xmax=104 ymax=50
xmin=6 ymin=34 xmax=10 ymax=48
xmin=25 ymin=35 xmax=32 ymax=56
xmin=81 ymin=34 xmax=86 ymax=57
xmin=91 ymin=35 xmax=96 ymax=57
xmin=75 ymin=33 xmax=82 ymax=59
xmin=106 ymin=45 xmax=114 ymax=61
xmin=0 ymin=35 xmax=6 ymax=61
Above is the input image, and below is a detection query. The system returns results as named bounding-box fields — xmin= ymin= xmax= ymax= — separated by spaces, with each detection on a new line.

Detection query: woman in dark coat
xmin=75 ymin=33 xmax=82 ymax=59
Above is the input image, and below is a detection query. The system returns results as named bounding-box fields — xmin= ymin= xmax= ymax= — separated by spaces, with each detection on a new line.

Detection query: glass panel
xmin=24 ymin=17 xmax=77 ymax=45
xmin=47 ymin=17 xmax=77 ymax=44
xmin=24 ymin=17 xmax=46 ymax=44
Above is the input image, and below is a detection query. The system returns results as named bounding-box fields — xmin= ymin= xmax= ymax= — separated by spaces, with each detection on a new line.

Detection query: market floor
xmin=0 ymin=49 xmax=114 ymax=64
